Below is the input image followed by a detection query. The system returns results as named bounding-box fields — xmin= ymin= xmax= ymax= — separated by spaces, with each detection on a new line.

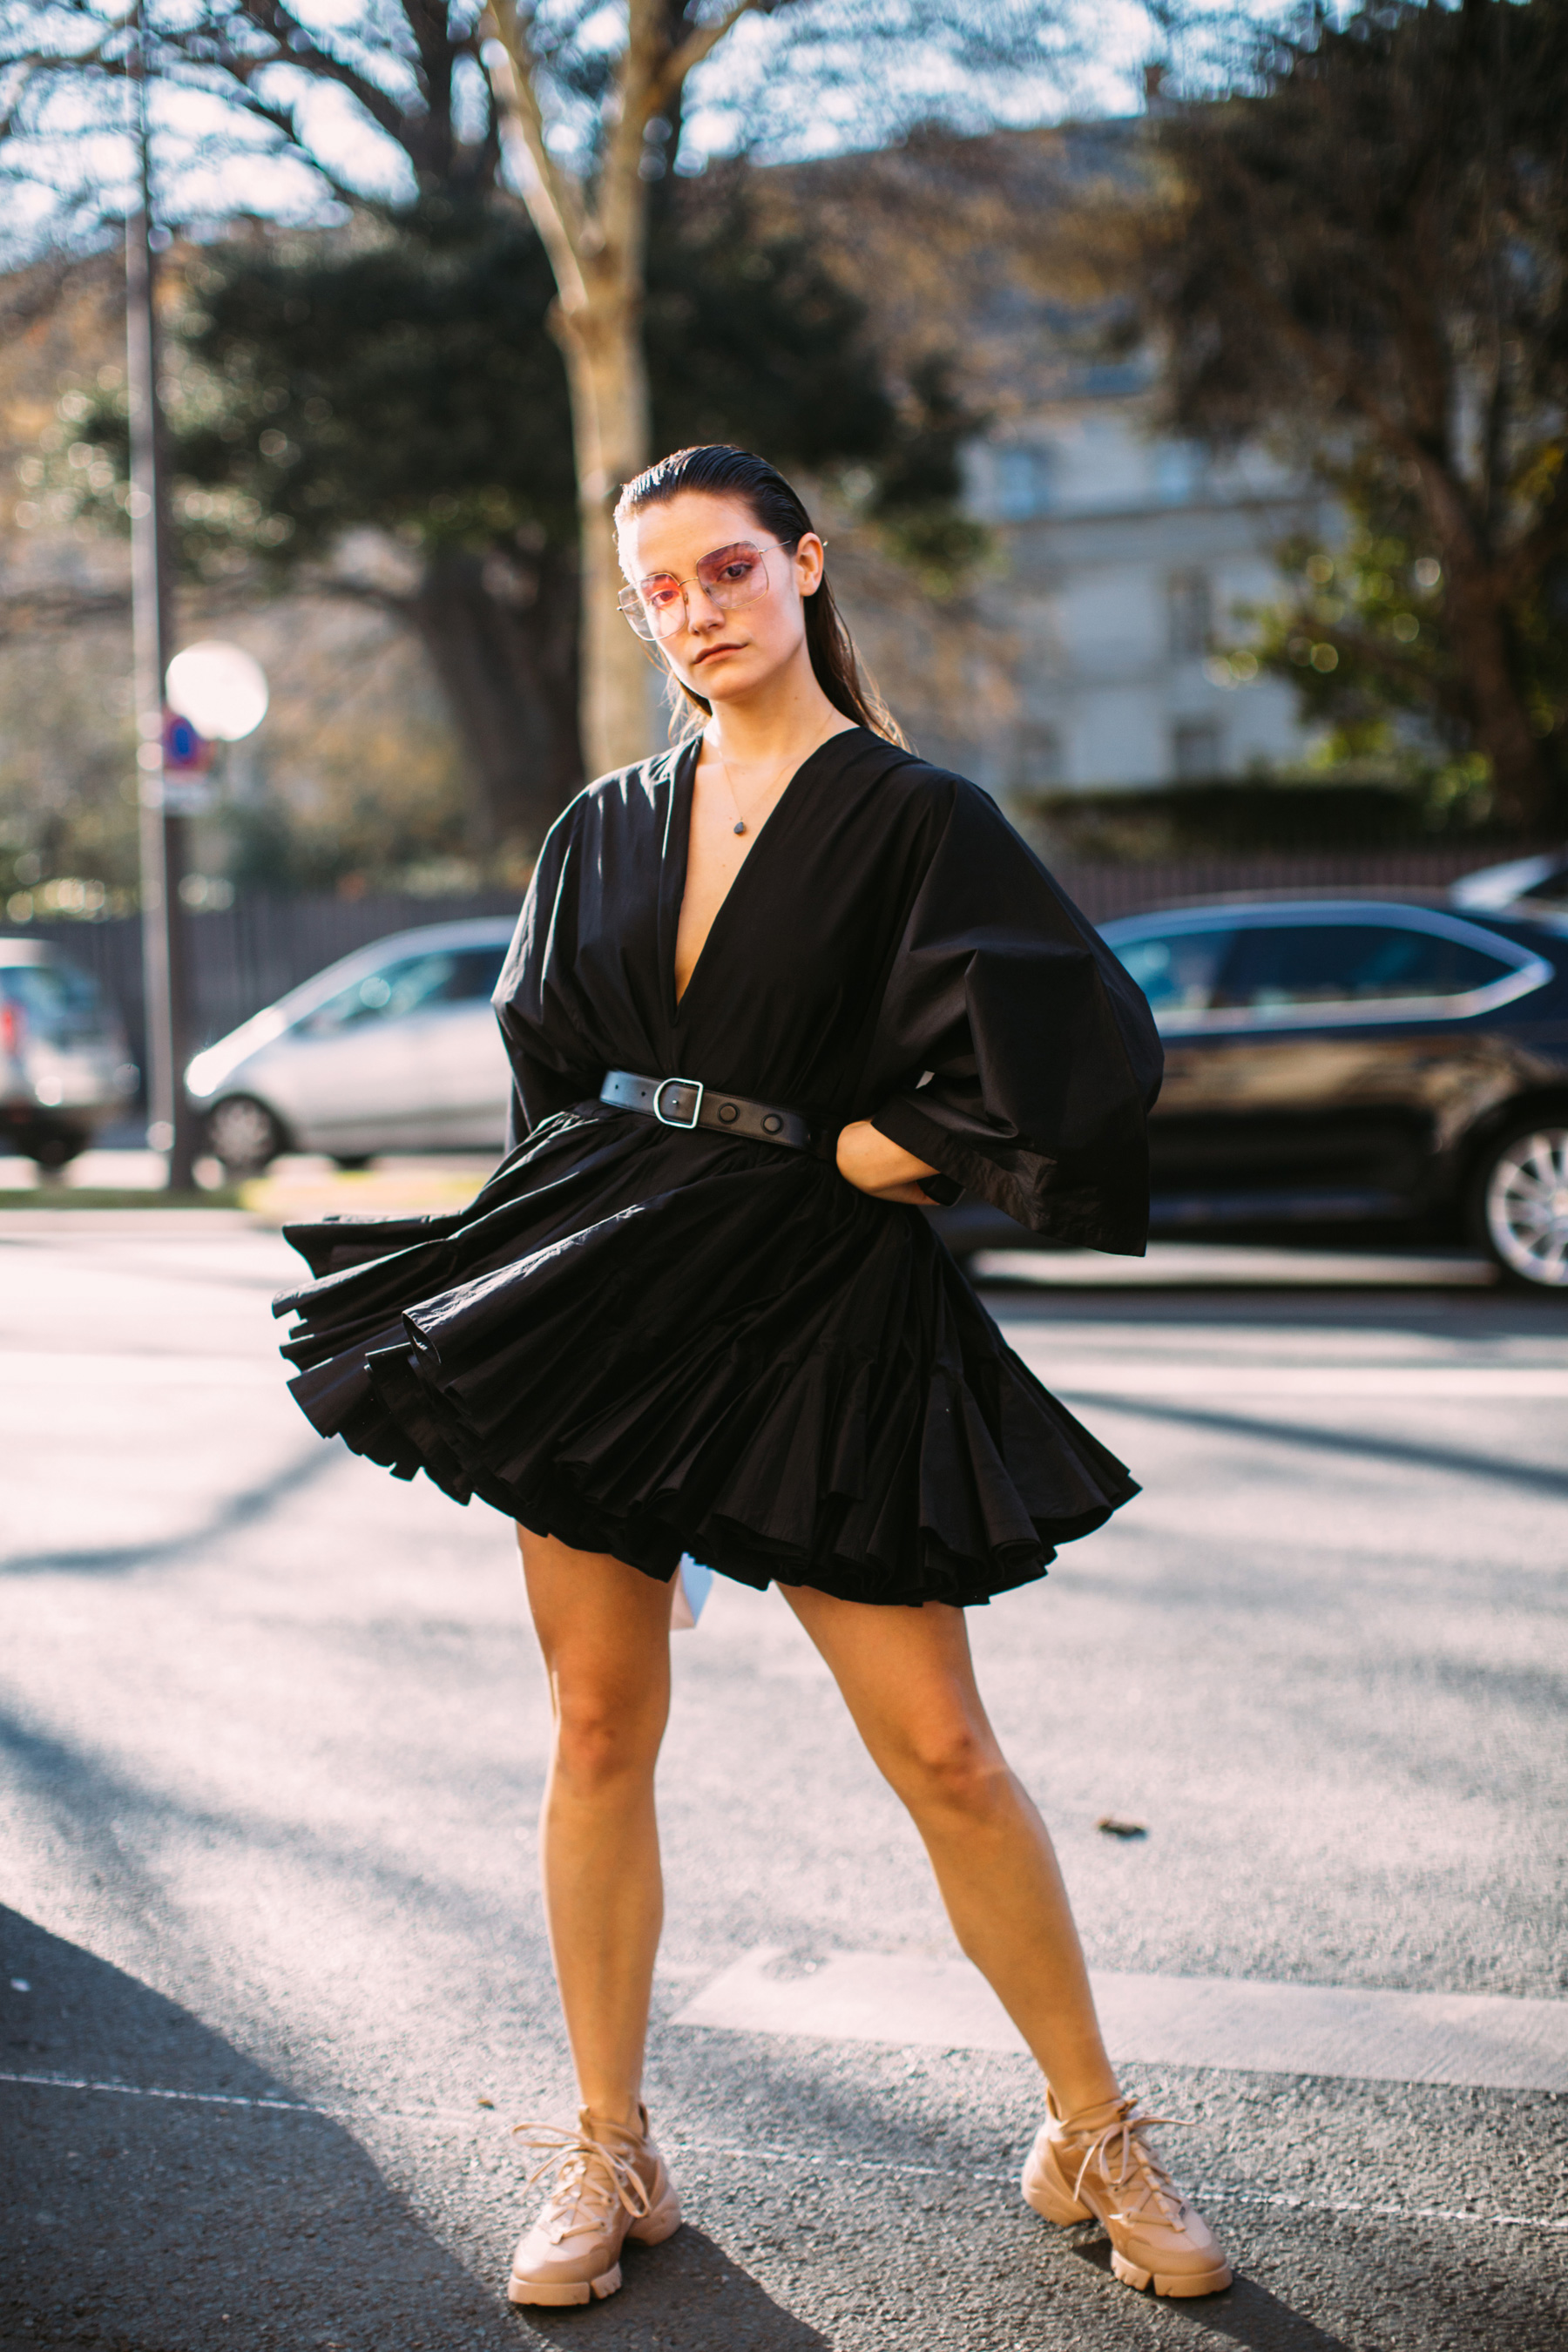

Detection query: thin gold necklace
xmin=710 ymin=724 xmax=830 ymax=836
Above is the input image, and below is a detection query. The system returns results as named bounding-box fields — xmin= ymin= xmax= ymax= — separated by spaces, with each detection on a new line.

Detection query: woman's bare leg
xmin=778 ymin=1584 xmax=1119 ymax=2115
xmin=517 ymin=1527 xmax=674 ymax=2126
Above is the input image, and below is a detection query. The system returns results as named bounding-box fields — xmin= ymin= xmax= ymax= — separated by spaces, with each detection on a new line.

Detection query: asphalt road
xmin=2 ymin=1218 xmax=1565 ymax=2352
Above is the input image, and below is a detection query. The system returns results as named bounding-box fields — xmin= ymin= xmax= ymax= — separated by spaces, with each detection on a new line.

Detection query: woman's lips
xmin=694 ymin=641 xmax=744 ymax=666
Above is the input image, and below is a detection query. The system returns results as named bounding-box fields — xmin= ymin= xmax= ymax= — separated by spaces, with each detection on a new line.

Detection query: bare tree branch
xmin=649 ymin=0 xmax=765 ymax=118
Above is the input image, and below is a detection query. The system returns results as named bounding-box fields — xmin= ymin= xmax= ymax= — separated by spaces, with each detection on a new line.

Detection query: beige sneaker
xmin=1021 ymin=2089 xmax=1232 ymax=2297
xmin=507 ymin=2103 xmax=681 ymax=2306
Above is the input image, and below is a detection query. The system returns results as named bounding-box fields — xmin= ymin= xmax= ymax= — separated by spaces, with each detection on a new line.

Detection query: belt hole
xmin=718 ymin=1102 xmax=738 ymax=1122
xmin=762 ymin=1114 xmax=782 ymax=1134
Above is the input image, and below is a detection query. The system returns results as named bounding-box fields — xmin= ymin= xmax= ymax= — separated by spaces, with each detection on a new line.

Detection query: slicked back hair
xmin=614 ymin=443 xmax=908 ymax=746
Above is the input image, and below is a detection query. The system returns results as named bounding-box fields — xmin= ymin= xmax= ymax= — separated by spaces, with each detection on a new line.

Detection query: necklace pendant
xmin=733 ymin=820 xmax=747 ymax=835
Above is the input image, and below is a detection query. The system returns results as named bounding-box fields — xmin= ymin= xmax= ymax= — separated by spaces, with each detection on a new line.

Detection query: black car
xmin=942 ymin=898 xmax=1568 ymax=1288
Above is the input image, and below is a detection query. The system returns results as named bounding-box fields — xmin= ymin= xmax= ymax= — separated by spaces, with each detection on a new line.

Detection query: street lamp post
xmin=125 ymin=3 xmax=199 ymax=1190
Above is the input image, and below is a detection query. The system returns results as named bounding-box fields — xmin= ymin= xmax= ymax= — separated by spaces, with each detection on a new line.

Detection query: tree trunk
xmin=405 ymin=543 xmax=582 ymax=859
xmin=1442 ymin=558 xmax=1554 ymax=832
xmin=551 ymin=271 xmax=657 ymax=778
xmin=483 ymin=6 xmax=670 ymax=780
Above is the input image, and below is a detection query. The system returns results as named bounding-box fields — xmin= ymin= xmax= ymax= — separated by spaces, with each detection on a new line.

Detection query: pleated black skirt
xmin=274 ymin=1103 xmax=1139 ymax=1608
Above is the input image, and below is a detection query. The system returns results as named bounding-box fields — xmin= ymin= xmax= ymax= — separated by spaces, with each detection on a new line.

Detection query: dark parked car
xmin=1450 ymin=848 xmax=1568 ymax=918
xmin=0 ymin=939 xmax=139 ymax=1166
xmin=940 ymin=898 xmax=1568 ymax=1289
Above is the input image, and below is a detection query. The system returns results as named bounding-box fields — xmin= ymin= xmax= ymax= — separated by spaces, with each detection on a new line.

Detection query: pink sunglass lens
xmin=694 ymin=544 xmax=764 ymax=593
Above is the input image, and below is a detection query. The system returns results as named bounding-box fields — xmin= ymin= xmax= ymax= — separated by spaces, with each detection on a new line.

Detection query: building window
xmin=1167 ymin=569 xmax=1213 ymax=661
xmin=1173 ymin=720 xmax=1223 ymax=781
xmin=994 ymin=445 xmax=1055 ymax=521
xmin=1153 ymin=441 xmax=1207 ymax=504
xmin=1015 ymin=723 xmax=1064 ymax=789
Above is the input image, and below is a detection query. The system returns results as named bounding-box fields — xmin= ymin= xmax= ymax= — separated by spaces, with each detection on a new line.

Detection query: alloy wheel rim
xmin=1485 ymin=1127 xmax=1568 ymax=1286
xmin=209 ymin=1098 xmax=275 ymax=1167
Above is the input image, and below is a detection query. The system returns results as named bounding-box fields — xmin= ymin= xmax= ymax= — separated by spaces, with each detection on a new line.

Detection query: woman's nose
xmin=685 ymin=582 xmax=725 ymax=627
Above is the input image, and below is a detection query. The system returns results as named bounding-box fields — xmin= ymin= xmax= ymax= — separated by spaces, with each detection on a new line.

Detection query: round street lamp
xmin=166 ymin=640 xmax=269 ymax=742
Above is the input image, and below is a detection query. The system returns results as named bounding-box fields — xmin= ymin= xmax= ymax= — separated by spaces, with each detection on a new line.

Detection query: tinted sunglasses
xmin=617 ymin=540 xmax=789 ymax=642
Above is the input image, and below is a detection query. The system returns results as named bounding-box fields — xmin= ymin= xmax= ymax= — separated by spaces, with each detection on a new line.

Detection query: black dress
xmin=274 ymin=728 xmax=1162 ymax=1609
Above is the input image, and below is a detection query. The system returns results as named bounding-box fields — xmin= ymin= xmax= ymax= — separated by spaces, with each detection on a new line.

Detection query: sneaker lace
xmin=1069 ymin=2103 xmax=1192 ymax=2227
xmin=510 ymin=2120 xmax=653 ymax=2248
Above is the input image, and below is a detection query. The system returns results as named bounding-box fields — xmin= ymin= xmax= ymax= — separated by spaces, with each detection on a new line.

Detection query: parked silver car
xmin=186 ymin=919 xmax=516 ymax=1174
xmin=1 ymin=939 xmax=139 ymax=1166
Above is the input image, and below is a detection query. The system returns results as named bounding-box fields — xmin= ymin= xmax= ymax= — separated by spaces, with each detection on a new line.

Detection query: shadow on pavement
xmin=988 ymin=1287 xmax=1566 ymax=1339
xmin=518 ymin=2228 xmax=832 ymax=2351
xmin=1 ymin=1908 xmax=515 ymax=2352
xmin=0 ymin=1440 xmax=341 ymax=1578
xmin=0 ymin=1912 xmax=829 ymax=2352
xmin=1098 ymin=1391 xmax=1568 ymax=1501
xmin=1070 ymin=2237 xmax=1353 ymax=2349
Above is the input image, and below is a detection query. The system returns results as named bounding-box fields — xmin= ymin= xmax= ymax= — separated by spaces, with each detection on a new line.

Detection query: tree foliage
xmin=479 ymin=1 xmax=1061 ymax=769
xmin=1140 ymin=0 xmax=1568 ymax=831
xmin=172 ymin=206 xmax=574 ymax=571
xmin=63 ymin=173 xmax=974 ymax=853
xmin=1236 ymin=455 xmax=1517 ymax=823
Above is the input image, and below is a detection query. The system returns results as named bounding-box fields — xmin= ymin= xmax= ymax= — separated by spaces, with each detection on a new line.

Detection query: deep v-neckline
xmin=667 ymin=727 xmax=855 ymax=1019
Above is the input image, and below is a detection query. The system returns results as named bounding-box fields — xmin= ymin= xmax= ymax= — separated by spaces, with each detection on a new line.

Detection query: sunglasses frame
xmin=616 ymin=539 xmax=791 ymax=642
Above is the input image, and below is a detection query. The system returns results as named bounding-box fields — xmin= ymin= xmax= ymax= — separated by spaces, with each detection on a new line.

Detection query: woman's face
xmin=617 ymin=490 xmax=825 ymax=708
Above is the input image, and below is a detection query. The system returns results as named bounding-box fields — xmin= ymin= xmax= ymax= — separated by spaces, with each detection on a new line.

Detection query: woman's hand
xmin=835 ymin=1119 xmax=942 ymax=1205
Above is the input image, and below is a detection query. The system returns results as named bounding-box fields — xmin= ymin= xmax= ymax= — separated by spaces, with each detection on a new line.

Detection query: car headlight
xmin=186 ymin=1005 xmax=289 ymax=1098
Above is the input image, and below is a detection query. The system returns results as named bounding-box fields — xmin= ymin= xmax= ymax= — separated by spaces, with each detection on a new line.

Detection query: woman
xmin=274 ymin=443 xmax=1231 ymax=2308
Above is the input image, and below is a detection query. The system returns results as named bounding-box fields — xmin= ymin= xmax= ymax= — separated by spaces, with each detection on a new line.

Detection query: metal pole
xmin=126 ymin=3 xmax=198 ymax=1189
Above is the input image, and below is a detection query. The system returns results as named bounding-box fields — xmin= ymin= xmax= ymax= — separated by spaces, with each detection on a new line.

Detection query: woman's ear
xmin=793 ymin=533 xmax=826 ymax=597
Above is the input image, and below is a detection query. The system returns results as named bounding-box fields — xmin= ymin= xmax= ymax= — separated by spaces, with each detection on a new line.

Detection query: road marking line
xmin=668 ymin=2143 xmax=1567 ymax=2234
xmin=0 ymin=2071 xmax=318 ymax=2112
xmin=1008 ymin=1354 xmax=1568 ymax=1401
xmin=977 ymin=1247 xmax=1496 ymax=1290
xmin=672 ymin=1950 xmax=1568 ymax=2095
xmin=0 ymin=1351 xmax=279 ymax=1387
xmin=1 ymin=2075 xmax=1559 ymax=2234
xmin=9 ymin=1349 xmax=1568 ymax=1401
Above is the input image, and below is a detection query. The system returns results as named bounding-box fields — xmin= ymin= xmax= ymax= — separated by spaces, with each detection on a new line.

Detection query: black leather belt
xmin=599 ymin=1068 xmax=814 ymax=1153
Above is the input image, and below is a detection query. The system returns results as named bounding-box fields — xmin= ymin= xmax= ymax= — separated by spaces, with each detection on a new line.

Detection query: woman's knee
xmin=883 ymin=1713 xmax=1012 ymax=1821
xmin=551 ymin=1677 xmax=666 ymax=1794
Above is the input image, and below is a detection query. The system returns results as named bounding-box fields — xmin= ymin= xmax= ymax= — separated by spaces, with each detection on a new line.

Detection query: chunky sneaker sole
xmin=506 ymin=2176 xmax=682 ymax=2306
xmin=1110 ymin=2249 xmax=1234 ymax=2298
xmin=1022 ymin=2105 xmax=1233 ymax=2299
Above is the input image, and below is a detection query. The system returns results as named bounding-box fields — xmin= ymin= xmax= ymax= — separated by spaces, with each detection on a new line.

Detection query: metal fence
xmin=0 ymin=845 xmax=1505 ymax=1099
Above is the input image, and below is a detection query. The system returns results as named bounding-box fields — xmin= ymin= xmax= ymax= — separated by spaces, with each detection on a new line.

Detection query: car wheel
xmin=1474 ymin=1123 xmax=1568 ymax=1288
xmin=331 ymin=1153 xmax=375 ymax=1172
xmin=25 ymin=1125 xmax=89 ymax=1171
xmin=206 ymin=1094 xmax=285 ymax=1178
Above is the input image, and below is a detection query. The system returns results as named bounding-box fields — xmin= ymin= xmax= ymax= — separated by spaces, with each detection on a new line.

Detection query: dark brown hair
xmin=614 ymin=443 xmax=909 ymax=747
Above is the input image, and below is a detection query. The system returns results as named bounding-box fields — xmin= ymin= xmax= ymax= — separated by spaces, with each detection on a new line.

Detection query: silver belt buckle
xmin=652 ymin=1076 xmax=704 ymax=1130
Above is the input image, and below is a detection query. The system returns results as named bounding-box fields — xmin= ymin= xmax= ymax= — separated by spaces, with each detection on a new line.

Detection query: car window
xmin=301 ymin=952 xmax=457 ymax=1034
xmin=447 ymin=945 xmax=508 ymax=1001
xmin=1114 ymin=929 xmax=1234 ymax=1015
xmin=298 ymin=946 xmax=508 ymax=1037
xmin=2 ymin=959 xmax=106 ymax=1038
xmin=1215 ymin=923 xmax=1513 ymax=1010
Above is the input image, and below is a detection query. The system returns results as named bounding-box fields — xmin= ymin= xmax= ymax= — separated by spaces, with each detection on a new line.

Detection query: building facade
xmin=781 ymin=121 xmax=1330 ymax=813
xmin=956 ymin=391 xmax=1323 ymax=808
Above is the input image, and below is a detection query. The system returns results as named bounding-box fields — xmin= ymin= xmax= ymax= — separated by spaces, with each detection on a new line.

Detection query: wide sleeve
xmin=864 ymin=781 xmax=1162 ymax=1254
xmin=492 ymin=801 xmax=604 ymax=1150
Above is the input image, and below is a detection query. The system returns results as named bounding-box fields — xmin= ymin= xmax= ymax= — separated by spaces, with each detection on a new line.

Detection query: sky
xmin=0 ymin=0 xmax=1247 ymax=265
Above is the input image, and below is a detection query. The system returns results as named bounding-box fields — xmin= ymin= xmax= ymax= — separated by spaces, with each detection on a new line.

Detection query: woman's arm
xmin=860 ymin=781 xmax=1161 ymax=1250
xmin=836 ymin=1118 xmax=942 ymax=1205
